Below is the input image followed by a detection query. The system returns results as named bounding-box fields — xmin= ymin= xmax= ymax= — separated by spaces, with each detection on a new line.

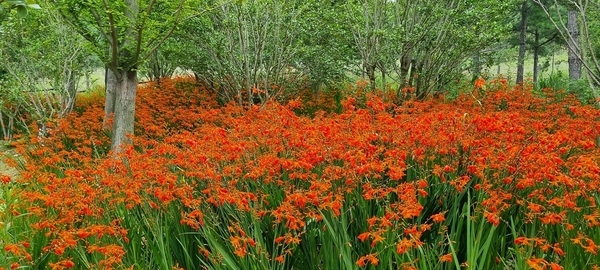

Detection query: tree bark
xmin=110 ymin=69 xmax=137 ymax=153
xmin=367 ymin=64 xmax=376 ymax=91
xmin=567 ymin=9 xmax=581 ymax=80
xmin=103 ymin=67 xmax=118 ymax=130
xmin=107 ymin=0 xmax=139 ymax=154
xmin=516 ymin=1 xmax=528 ymax=85
xmin=472 ymin=51 xmax=481 ymax=79
xmin=86 ymin=72 xmax=90 ymax=90
xmin=381 ymin=65 xmax=386 ymax=94
xmin=533 ymin=29 xmax=540 ymax=87
xmin=62 ymin=69 xmax=78 ymax=117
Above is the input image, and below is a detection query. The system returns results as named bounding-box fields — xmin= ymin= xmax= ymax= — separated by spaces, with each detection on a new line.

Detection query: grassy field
xmin=487 ymin=48 xmax=569 ymax=82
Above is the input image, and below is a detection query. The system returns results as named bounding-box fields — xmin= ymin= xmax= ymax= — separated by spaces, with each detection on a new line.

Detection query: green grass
xmin=487 ymin=48 xmax=569 ymax=82
xmin=78 ymin=68 xmax=105 ymax=92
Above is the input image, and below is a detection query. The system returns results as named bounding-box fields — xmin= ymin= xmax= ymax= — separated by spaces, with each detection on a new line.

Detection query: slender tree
xmin=1 ymin=1 xmax=94 ymax=120
xmin=348 ymin=0 xmax=389 ymax=91
xmin=517 ymin=1 xmax=529 ymax=84
xmin=567 ymin=8 xmax=582 ymax=80
xmin=347 ymin=0 xmax=517 ymax=98
xmin=526 ymin=0 xmax=561 ymax=86
xmin=172 ymin=0 xmax=304 ymax=106
xmin=50 ymin=0 xmax=188 ymax=153
xmin=534 ymin=0 xmax=600 ymax=101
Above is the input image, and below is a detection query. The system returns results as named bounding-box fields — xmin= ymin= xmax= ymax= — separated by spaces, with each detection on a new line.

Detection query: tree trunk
xmin=0 ymin=111 xmax=7 ymax=141
xmin=86 ymin=72 xmax=90 ymax=90
xmin=62 ymin=69 xmax=78 ymax=117
xmin=103 ymin=67 xmax=118 ymax=130
xmin=110 ymin=69 xmax=137 ymax=153
xmin=472 ymin=51 xmax=481 ymax=79
xmin=108 ymin=0 xmax=139 ymax=154
xmin=367 ymin=64 xmax=376 ymax=91
xmin=533 ymin=29 xmax=540 ymax=87
xmin=567 ymin=9 xmax=581 ymax=80
xmin=380 ymin=64 xmax=386 ymax=95
xmin=516 ymin=1 xmax=528 ymax=85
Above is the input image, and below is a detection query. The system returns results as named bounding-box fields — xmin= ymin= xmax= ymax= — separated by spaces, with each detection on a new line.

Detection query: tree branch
xmin=137 ymin=0 xmax=185 ymax=66
xmin=102 ymin=0 xmax=119 ymax=71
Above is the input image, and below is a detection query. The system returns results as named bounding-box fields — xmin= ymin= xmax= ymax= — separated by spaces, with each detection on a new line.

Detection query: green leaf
xmin=15 ymin=5 xmax=27 ymax=18
xmin=28 ymin=4 xmax=41 ymax=9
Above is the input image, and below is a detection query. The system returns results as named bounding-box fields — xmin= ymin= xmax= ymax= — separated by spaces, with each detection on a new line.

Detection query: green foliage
xmin=139 ymin=49 xmax=176 ymax=83
xmin=538 ymin=71 xmax=595 ymax=103
xmin=0 ymin=0 xmax=40 ymax=19
xmin=538 ymin=71 xmax=569 ymax=91
xmin=0 ymin=0 xmax=99 ymax=139
xmin=345 ymin=0 xmax=519 ymax=96
xmin=591 ymin=8 xmax=600 ymax=61
xmin=534 ymin=0 xmax=600 ymax=99
xmin=294 ymin=0 xmax=356 ymax=91
xmin=170 ymin=0 xmax=310 ymax=105
xmin=49 ymin=0 xmax=191 ymax=76
xmin=508 ymin=1 xmax=562 ymax=51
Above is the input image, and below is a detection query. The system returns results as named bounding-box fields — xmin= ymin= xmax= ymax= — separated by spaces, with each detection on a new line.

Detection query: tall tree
xmin=534 ymin=0 xmax=600 ymax=100
xmin=1 ymin=0 xmax=95 ymax=120
xmin=507 ymin=0 xmax=562 ymax=86
xmin=516 ymin=1 xmax=529 ymax=84
xmin=523 ymin=0 xmax=561 ymax=86
xmin=172 ymin=0 xmax=305 ymax=106
xmin=294 ymin=0 xmax=356 ymax=92
xmin=567 ymin=8 xmax=582 ymax=80
xmin=0 ymin=0 xmax=40 ymax=75
xmin=348 ymin=0 xmax=389 ymax=91
xmin=348 ymin=0 xmax=517 ymax=97
xmin=50 ymin=0 xmax=188 ymax=153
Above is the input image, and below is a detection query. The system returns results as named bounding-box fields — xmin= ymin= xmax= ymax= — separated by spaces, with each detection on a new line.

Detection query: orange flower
xmin=514 ymin=236 xmax=530 ymax=245
xmin=474 ymin=77 xmax=486 ymax=89
xmin=527 ymin=257 xmax=548 ymax=270
xmin=357 ymin=232 xmax=370 ymax=242
xmin=549 ymin=262 xmax=563 ymax=270
xmin=356 ymin=257 xmax=366 ymax=267
xmin=274 ymin=236 xmax=286 ymax=244
xmin=439 ymin=253 xmax=453 ymax=263
xmin=366 ymin=254 xmax=379 ymax=266
xmin=553 ymin=243 xmax=565 ymax=256
xmin=584 ymin=239 xmax=598 ymax=254
xmin=396 ymin=238 xmax=413 ymax=254
xmin=356 ymin=253 xmax=379 ymax=267
xmin=431 ymin=212 xmax=446 ymax=223
xmin=484 ymin=212 xmax=500 ymax=226
xmin=49 ymin=259 xmax=76 ymax=270
xmin=540 ymin=213 xmax=563 ymax=225
xmin=371 ymin=232 xmax=385 ymax=247
xmin=275 ymin=255 xmax=285 ymax=263
xmin=1 ymin=175 xmax=10 ymax=184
